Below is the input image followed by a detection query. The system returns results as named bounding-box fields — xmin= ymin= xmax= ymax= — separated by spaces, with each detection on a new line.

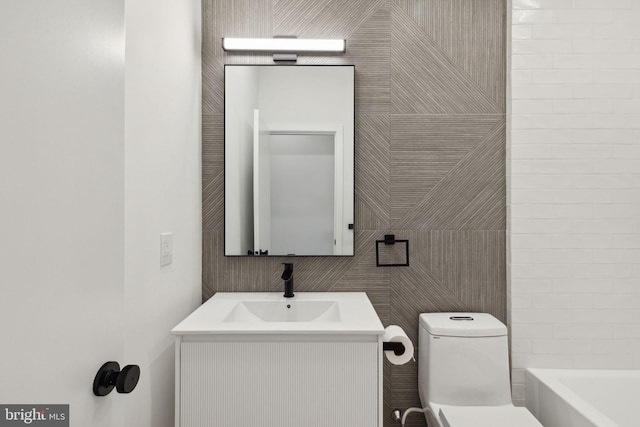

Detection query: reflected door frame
xmin=265 ymin=123 xmax=345 ymax=255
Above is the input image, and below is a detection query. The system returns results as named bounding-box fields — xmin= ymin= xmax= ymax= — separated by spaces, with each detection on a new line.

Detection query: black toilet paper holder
xmin=383 ymin=342 xmax=406 ymax=356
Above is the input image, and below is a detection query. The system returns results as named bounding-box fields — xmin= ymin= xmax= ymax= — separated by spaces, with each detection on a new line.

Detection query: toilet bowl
xmin=418 ymin=313 xmax=543 ymax=427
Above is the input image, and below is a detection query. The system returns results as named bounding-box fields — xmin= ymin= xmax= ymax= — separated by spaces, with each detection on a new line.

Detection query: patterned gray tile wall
xmin=201 ymin=1 xmax=506 ymax=426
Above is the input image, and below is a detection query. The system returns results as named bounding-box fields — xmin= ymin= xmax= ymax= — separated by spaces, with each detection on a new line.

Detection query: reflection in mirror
xmin=224 ymin=65 xmax=355 ymax=256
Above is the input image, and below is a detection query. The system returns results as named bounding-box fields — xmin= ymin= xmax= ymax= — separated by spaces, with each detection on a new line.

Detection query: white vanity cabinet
xmin=175 ymin=335 xmax=380 ymax=427
xmin=172 ymin=292 xmax=384 ymax=427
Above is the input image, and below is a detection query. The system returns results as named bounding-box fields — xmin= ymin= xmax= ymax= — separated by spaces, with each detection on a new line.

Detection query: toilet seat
xmin=439 ymin=405 xmax=543 ymax=427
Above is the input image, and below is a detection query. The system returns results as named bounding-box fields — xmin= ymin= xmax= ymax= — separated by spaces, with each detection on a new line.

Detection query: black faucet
xmin=281 ymin=263 xmax=294 ymax=298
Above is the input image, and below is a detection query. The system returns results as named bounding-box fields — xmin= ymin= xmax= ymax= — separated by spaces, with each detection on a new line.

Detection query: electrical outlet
xmin=160 ymin=233 xmax=173 ymax=267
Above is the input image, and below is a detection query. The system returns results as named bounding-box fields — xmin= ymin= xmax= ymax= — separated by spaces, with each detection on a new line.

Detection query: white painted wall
xmin=123 ymin=0 xmax=202 ymax=426
xmin=225 ymin=67 xmax=259 ymax=255
xmin=509 ymin=0 xmax=640 ymax=406
xmin=0 ymin=0 xmax=126 ymax=425
xmin=0 ymin=0 xmax=201 ymax=425
xmin=270 ymin=134 xmax=335 ymax=255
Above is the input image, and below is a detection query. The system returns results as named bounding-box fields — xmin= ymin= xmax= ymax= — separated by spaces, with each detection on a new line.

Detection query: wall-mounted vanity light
xmin=222 ymin=38 xmax=346 ymax=54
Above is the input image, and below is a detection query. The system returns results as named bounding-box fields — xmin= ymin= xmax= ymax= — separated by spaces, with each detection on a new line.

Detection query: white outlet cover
xmin=160 ymin=232 xmax=173 ymax=267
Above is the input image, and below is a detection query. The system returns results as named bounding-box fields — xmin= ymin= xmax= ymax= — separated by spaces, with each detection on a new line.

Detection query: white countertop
xmin=171 ymin=292 xmax=384 ymax=335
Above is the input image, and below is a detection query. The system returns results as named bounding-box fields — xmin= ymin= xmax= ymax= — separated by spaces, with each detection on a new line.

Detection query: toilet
xmin=418 ymin=313 xmax=543 ymax=427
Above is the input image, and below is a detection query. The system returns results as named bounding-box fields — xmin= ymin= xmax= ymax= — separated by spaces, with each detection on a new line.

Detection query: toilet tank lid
xmin=419 ymin=313 xmax=507 ymax=337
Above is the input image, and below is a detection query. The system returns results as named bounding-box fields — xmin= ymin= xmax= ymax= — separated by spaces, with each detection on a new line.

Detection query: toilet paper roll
xmin=383 ymin=325 xmax=414 ymax=365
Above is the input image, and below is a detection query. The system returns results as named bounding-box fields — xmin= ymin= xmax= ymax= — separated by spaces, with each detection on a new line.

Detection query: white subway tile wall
xmin=509 ymin=0 xmax=640 ymax=406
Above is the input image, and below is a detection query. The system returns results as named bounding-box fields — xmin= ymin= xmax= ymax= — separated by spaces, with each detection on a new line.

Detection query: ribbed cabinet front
xmin=179 ymin=339 xmax=378 ymax=427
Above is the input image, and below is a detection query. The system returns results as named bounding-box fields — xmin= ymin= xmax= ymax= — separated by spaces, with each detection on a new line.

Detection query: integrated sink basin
xmin=224 ymin=300 xmax=341 ymax=323
xmin=172 ymin=292 xmax=383 ymax=334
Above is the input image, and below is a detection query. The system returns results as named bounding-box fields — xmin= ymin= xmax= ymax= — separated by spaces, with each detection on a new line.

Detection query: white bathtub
xmin=525 ymin=369 xmax=640 ymax=427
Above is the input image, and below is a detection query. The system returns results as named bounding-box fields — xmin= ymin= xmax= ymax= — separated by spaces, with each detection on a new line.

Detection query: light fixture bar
xmin=222 ymin=38 xmax=346 ymax=53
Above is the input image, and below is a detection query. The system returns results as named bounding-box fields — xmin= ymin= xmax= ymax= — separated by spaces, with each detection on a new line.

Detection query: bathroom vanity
xmin=172 ymin=292 xmax=384 ymax=427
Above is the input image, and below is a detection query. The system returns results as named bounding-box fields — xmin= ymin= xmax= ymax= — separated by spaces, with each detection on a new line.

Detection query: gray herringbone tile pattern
xmin=201 ymin=1 xmax=506 ymax=425
xmin=390 ymin=4 xmax=502 ymax=115
xmin=395 ymin=0 xmax=506 ymax=108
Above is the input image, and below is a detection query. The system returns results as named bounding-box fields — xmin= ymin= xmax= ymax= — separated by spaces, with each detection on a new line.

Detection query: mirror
xmin=224 ymin=65 xmax=355 ymax=256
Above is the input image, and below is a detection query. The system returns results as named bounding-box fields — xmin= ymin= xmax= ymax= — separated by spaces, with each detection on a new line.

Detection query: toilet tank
xmin=418 ymin=313 xmax=512 ymax=407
